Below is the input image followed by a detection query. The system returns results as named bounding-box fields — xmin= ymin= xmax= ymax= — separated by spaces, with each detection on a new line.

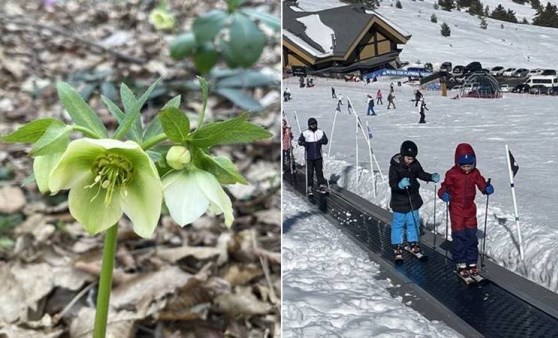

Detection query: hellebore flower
xmin=166 ymin=145 xmax=191 ymax=170
xmin=163 ymin=168 xmax=233 ymax=227
xmin=148 ymin=8 xmax=176 ymax=31
xmin=48 ymin=138 xmax=163 ymax=238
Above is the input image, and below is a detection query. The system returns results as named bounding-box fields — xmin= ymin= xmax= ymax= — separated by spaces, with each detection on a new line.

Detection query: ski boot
xmin=467 ymin=264 xmax=479 ymax=277
xmin=306 ymin=187 xmax=314 ymax=196
xmin=317 ymin=184 xmax=328 ymax=194
xmin=409 ymin=242 xmax=422 ymax=254
xmin=456 ymin=263 xmax=469 ymax=278
xmin=393 ymin=245 xmax=404 ymax=261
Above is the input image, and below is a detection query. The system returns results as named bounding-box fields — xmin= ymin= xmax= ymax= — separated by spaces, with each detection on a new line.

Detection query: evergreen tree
xmin=438 ymin=0 xmax=455 ymax=11
xmin=480 ymin=17 xmax=488 ymax=29
xmin=457 ymin=0 xmax=473 ymax=6
xmin=533 ymin=2 xmax=558 ymax=28
xmin=468 ymin=0 xmax=484 ymax=16
xmin=396 ymin=0 xmax=402 ymax=9
xmin=491 ymin=4 xmax=508 ymax=21
xmin=441 ymin=22 xmax=451 ymax=36
xmin=434 ymin=3 xmax=440 ymax=10
xmin=522 ymin=17 xmax=529 ymax=24
xmin=484 ymin=5 xmax=490 ymax=16
xmin=512 ymin=0 xmax=527 ymax=4
xmin=506 ymin=9 xmax=518 ymax=23
xmin=531 ymin=0 xmax=542 ymax=11
xmin=431 ymin=13 xmax=438 ymax=23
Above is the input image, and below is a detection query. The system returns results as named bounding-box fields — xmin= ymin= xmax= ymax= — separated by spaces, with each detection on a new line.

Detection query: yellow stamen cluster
xmin=85 ymin=153 xmax=134 ymax=205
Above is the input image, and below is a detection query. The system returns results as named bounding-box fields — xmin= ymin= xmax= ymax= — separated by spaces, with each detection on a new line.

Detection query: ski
xmin=404 ymin=246 xmax=426 ymax=260
xmin=455 ymin=271 xmax=476 ymax=285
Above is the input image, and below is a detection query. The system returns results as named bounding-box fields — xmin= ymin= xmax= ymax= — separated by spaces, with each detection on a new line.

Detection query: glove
xmin=485 ymin=184 xmax=494 ymax=195
xmin=441 ymin=192 xmax=450 ymax=203
xmin=431 ymin=173 xmax=440 ymax=183
xmin=398 ymin=177 xmax=410 ymax=189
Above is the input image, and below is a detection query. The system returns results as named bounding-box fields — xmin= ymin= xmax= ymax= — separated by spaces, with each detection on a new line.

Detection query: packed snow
xmin=283 ymin=0 xmax=558 ymax=335
xmin=282 ymin=187 xmax=462 ymax=338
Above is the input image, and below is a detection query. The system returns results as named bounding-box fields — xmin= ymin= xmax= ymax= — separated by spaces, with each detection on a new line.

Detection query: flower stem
xmin=72 ymin=125 xmax=102 ymax=139
xmin=142 ymin=133 xmax=167 ymax=151
xmin=93 ymin=223 xmax=118 ymax=338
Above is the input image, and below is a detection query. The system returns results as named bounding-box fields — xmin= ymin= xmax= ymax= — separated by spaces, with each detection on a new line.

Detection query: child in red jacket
xmin=438 ymin=143 xmax=494 ymax=278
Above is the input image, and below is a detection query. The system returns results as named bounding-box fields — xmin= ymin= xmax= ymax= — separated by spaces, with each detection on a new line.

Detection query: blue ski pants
xmin=391 ymin=210 xmax=420 ymax=245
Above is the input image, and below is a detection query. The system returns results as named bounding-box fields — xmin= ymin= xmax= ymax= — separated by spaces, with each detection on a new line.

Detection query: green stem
xmin=93 ymin=224 xmax=118 ymax=338
xmin=72 ymin=125 xmax=102 ymax=139
xmin=142 ymin=133 xmax=167 ymax=151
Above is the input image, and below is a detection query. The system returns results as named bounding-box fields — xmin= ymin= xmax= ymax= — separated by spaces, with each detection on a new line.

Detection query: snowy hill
xmin=296 ymin=0 xmax=558 ymax=69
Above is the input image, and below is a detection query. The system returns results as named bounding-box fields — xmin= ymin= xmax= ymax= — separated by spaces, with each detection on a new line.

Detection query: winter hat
xmin=308 ymin=117 xmax=317 ymax=126
xmin=458 ymin=153 xmax=476 ymax=165
xmin=400 ymin=140 xmax=418 ymax=158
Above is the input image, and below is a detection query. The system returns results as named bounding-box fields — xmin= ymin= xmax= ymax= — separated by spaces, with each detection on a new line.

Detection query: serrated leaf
xmin=201 ymin=155 xmax=248 ymax=185
xmin=144 ymin=95 xmax=181 ymax=141
xmin=189 ymin=113 xmax=271 ymax=148
xmin=193 ymin=10 xmax=228 ymax=42
xmin=114 ymin=80 xmax=160 ymax=140
xmin=197 ymin=77 xmax=209 ymax=130
xmin=216 ymin=70 xmax=279 ymax=88
xmin=1 ymin=118 xmax=63 ymax=143
xmin=194 ymin=43 xmax=218 ymax=74
xmin=56 ymin=82 xmax=108 ymax=138
xmin=215 ymin=88 xmax=263 ymax=112
xmin=119 ymin=83 xmax=143 ymax=142
xmin=229 ymin=13 xmax=265 ymax=68
xmin=159 ymin=107 xmax=191 ymax=143
xmin=170 ymin=33 xmax=197 ymax=60
xmin=239 ymin=8 xmax=280 ymax=32
xmin=31 ymin=124 xmax=72 ymax=156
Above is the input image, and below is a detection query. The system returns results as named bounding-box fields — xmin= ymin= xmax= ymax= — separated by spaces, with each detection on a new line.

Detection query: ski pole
xmin=445 ymin=201 xmax=449 ymax=259
xmin=433 ymin=184 xmax=437 ymax=250
xmin=405 ymin=187 xmax=421 ymax=247
xmin=481 ymin=178 xmax=492 ymax=269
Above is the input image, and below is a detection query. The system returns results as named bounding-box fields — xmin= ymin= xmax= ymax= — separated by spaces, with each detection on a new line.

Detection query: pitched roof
xmin=283 ymin=4 xmax=411 ymax=60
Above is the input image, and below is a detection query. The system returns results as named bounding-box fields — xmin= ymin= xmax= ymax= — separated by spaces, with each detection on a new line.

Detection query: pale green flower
xmin=163 ymin=168 xmax=233 ymax=227
xmin=166 ymin=145 xmax=191 ymax=170
xmin=149 ymin=8 xmax=175 ymax=31
xmin=33 ymin=153 xmax=63 ymax=193
xmin=48 ymin=138 xmax=163 ymax=238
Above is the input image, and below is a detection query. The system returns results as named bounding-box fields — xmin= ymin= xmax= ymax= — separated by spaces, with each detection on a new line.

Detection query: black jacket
xmin=298 ymin=128 xmax=328 ymax=160
xmin=389 ymin=154 xmax=434 ymax=213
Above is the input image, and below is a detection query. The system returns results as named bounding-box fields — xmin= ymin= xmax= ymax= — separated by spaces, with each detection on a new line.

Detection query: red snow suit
xmin=438 ymin=143 xmax=489 ymax=231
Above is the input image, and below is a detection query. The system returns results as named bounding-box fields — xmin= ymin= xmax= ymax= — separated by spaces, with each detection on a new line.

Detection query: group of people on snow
xmin=282 ymin=114 xmax=494 ymax=278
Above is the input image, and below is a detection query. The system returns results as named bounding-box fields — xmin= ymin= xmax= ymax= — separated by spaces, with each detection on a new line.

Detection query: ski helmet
xmin=400 ymin=140 xmax=418 ymax=158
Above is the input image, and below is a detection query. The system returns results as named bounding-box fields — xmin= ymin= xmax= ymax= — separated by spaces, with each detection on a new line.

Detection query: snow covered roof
xmin=283 ymin=4 xmax=411 ymax=62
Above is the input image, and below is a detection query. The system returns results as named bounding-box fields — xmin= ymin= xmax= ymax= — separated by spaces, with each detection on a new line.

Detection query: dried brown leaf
xmin=214 ymin=286 xmax=272 ymax=317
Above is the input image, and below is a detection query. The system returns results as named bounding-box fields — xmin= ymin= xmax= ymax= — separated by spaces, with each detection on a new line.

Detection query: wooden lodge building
xmin=283 ymin=3 xmax=411 ymax=76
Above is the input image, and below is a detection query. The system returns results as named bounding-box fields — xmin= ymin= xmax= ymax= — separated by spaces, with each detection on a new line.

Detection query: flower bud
xmin=166 ymin=146 xmax=191 ymax=170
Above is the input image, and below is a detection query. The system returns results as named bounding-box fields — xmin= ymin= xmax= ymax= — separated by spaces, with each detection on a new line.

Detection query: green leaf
xmin=119 ymin=83 xmax=143 ymax=142
xmin=193 ymin=10 xmax=228 ymax=42
xmin=201 ymin=154 xmax=248 ymax=185
xmin=101 ymin=95 xmax=125 ymax=122
xmin=159 ymin=107 xmax=191 ymax=143
xmin=215 ymin=88 xmax=263 ymax=112
xmin=196 ymin=77 xmax=209 ymax=130
xmin=189 ymin=113 xmax=271 ymax=148
xmin=114 ymin=80 xmax=160 ymax=140
xmin=31 ymin=123 xmax=72 ymax=156
xmin=240 ymin=8 xmax=280 ymax=31
xmin=194 ymin=42 xmax=218 ymax=74
xmin=226 ymin=0 xmax=246 ymax=12
xmin=144 ymin=95 xmax=181 ymax=141
xmin=1 ymin=118 xmax=62 ymax=143
xmin=229 ymin=13 xmax=265 ymax=67
xmin=170 ymin=33 xmax=197 ymax=60
xmin=56 ymin=82 xmax=108 ymax=138
xmin=220 ymin=41 xmax=240 ymax=68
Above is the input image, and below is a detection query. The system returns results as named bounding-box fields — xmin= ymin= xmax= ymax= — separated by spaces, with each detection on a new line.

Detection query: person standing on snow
xmin=282 ymin=118 xmax=294 ymax=173
xmin=415 ymin=90 xmax=423 ymax=107
xmin=376 ymin=89 xmax=383 ymax=105
xmin=298 ymin=117 xmax=329 ymax=195
xmin=331 ymin=86 xmax=336 ymax=98
xmin=366 ymin=94 xmax=376 ymax=116
xmin=389 ymin=140 xmax=440 ymax=258
xmin=418 ymin=97 xmax=428 ymax=123
xmin=438 ymin=143 xmax=494 ymax=278
xmin=387 ymin=91 xmax=396 ymax=109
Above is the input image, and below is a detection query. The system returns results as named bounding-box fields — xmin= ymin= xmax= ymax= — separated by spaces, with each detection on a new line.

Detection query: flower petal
xmin=121 ymin=157 xmax=163 ymax=238
xmin=195 ymin=170 xmax=234 ymax=227
xmin=163 ymin=170 xmax=209 ymax=226
xmin=33 ymin=152 xmax=63 ymax=193
xmin=68 ymin=174 xmax=123 ymax=234
xmin=48 ymin=138 xmax=107 ymax=193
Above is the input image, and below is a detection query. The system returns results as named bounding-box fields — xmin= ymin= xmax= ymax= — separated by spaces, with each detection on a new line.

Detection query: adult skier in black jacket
xmin=298 ymin=117 xmax=328 ymax=194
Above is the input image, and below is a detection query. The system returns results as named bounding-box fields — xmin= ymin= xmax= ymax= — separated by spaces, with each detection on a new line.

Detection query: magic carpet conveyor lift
xmin=284 ymin=172 xmax=558 ymax=338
